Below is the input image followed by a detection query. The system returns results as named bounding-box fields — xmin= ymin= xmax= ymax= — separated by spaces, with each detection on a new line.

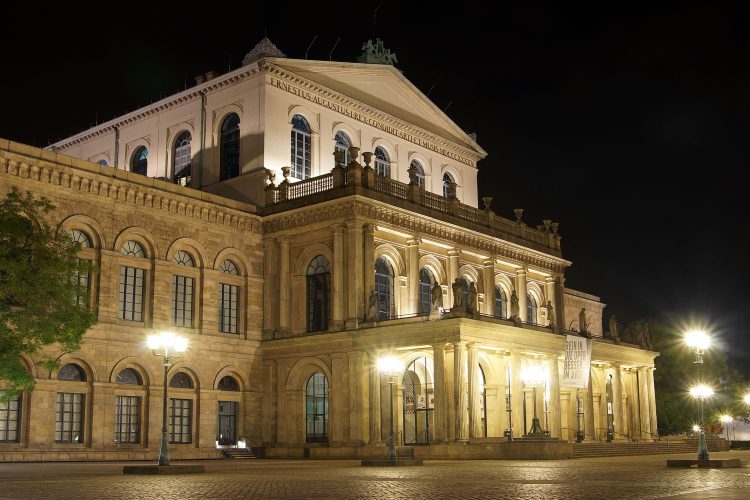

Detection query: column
xmin=497 ymin=354 xmax=510 ymax=436
xmin=467 ymin=343 xmax=482 ymax=438
xmin=516 ymin=268 xmax=527 ymax=320
xmin=482 ymin=260 xmax=495 ymax=316
xmin=453 ymin=341 xmax=469 ymax=441
xmin=547 ymin=355 xmax=562 ymax=438
xmin=611 ymin=363 xmax=624 ymax=440
xmin=278 ymin=237 xmax=290 ymax=333
xmin=348 ymin=351 xmax=367 ymax=444
xmin=345 ymin=220 xmax=363 ymax=328
xmin=555 ymin=276 xmax=566 ymax=329
xmin=647 ymin=367 xmax=658 ymax=437
xmin=406 ymin=238 xmax=420 ymax=315
xmin=447 ymin=249 xmax=460 ymax=307
xmin=545 ymin=277 xmax=557 ymax=326
xmin=332 ymin=224 xmax=345 ymax=330
xmin=331 ymin=353 xmax=349 ymax=444
xmin=638 ymin=367 xmax=652 ymax=439
xmin=368 ymin=351 xmax=381 ymax=444
xmin=432 ymin=343 xmax=448 ymax=443
xmin=510 ymin=353 xmax=524 ymax=437
xmin=363 ymin=224 xmax=376 ymax=312
xmin=585 ymin=367 xmax=595 ymax=440
xmin=261 ymin=360 xmax=277 ymax=445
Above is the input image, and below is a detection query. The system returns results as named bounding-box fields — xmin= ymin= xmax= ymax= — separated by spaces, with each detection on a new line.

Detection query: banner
xmin=562 ymin=335 xmax=593 ymax=388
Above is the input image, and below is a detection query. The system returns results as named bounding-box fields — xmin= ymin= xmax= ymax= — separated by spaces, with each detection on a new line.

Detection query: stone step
xmin=572 ymin=441 xmax=696 ymax=458
xmin=223 ymin=449 xmax=257 ymax=459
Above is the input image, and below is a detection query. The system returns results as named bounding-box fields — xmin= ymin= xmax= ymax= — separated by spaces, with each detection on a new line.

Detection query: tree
xmin=0 ymin=188 xmax=96 ymax=395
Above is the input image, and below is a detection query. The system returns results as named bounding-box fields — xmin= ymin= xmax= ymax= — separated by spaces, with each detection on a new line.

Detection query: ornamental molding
xmin=0 ymin=151 xmax=261 ymax=233
xmin=264 ymin=63 xmax=484 ymax=167
xmin=263 ymin=197 xmax=569 ymax=274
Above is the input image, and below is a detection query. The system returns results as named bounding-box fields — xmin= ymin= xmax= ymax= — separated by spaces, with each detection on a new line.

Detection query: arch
xmin=286 ymin=357 xmax=332 ymax=391
xmin=526 ymin=282 xmax=545 ymax=304
xmin=331 ymin=122 xmax=359 ymax=146
xmin=370 ymin=137 xmax=397 ymax=164
xmin=166 ymin=362 xmax=203 ymax=390
xmin=166 ymin=238 xmax=209 ymax=268
xmin=172 ymin=129 xmax=192 ymax=185
xmin=400 ymin=351 xmax=434 ymax=385
xmin=442 ymin=171 xmax=456 ymax=198
xmin=219 ymin=112 xmax=241 ymax=181
xmin=373 ymin=146 xmax=391 ymax=177
xmin=287 ymin=105 xmax=319 ymax=134
xmin=113 ymin=227 xmax=159 ymax=260
xmin=213 ymin=366 xmax=247 ymax=392
xmin=458 ymin=264 xmax=481 ymax=292
xmin=88 ymin=152 xmax=111 ymax=166
xmin=212 ymin=104 xmax=243 ymax=144
xmin=60 ymin=214 xmax=106 ymax=250
xmin=19 ymin=353 xmax=37 ymax=379
xmin=373 ymin=243 xmax=406 ymax=277
xmin=130 ymin=146 xmax=148 ymax=176
xmin=109 ymin=357 xmax=153 ymax=386
xmin=477 ymin=351 xmax=498 ymax=386
xmin=440 ymin=164 xmax=462 ymax=186
xmin=213 ymin=248 xmax=251 ymax=276
xmin=418 ymin=254 xmax=446 ymax=285
xmin=407 ymin=152 xmax=431 ymax=176
xmin=53 ymin=355 xmax=97 ymax=383
xmin=293 ymin=242 xmax=333 ymax=276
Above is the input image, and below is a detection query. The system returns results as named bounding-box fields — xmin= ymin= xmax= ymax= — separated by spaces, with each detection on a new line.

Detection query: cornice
xmin=262 ymin=196 xmax=570 ymax=274
xmin=0 ymin=150 xmax=262 ymax=234
xmin=264 ymin=62 xmax=485 ymax=166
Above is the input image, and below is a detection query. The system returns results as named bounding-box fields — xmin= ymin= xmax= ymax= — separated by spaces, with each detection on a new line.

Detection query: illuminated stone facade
xmin=0 ymin=39 xmax=657 ymax=461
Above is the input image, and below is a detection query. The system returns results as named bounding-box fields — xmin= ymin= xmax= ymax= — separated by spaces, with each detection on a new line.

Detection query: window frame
xmin=131 ymin=146 xmax=148 ymax=176
xmin=220 ymin=113 xmax=240 ymax=181
xmin=291 ymin=115 xmax=312 ymax=179
xmin=305 ymin=372 xmax=329 ymax=443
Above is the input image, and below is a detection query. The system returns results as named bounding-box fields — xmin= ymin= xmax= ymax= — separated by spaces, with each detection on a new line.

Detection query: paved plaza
xmin=1 ymin=450 xmax=749 ymax=499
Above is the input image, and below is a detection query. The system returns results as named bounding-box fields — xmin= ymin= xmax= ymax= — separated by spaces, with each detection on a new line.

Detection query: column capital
xmin=467 ymin=342 xmax=478 ymax=352
xmin=483 ymin=258 xmax=495 ymax=267
xmin=515 ymin=267 xmax=527 ymax=276
xmin=448 ymin=248 xmax=461 ymax=257
xmin=276 ymin=236 xmax=291 ymax=245
xmin=363 ymin=223 xmax=378 ymax=235
xmin=331 ymin=223 xmax=345 ymax=233
xmin=344 ymin=219 xmax=362 ymax=231
xmin=406 ymin=237 xmax=421 ymax=246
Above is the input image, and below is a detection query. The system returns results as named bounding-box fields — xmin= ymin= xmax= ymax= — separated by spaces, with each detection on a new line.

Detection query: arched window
xmin=120 ymin=240 xmax=146 ymax=322
xmin=219 ymin=259 xmax=239 ymax=275
xmin=68 ymin=229 xmax=92 ymax=248
xmin=495 ymin=285 xmax=507 ymax=319
xmin=374 ymin=257 xmax=394 ymax=320
xmin=334 ymin=131 xmax=352 ymax=166
xmin=418 ymin=268 xmax=435 ymax=315
xmin=291 ymin=114 xmax=311 ymax=179
xmin=58 ymin=363 xmax=86 ymax=381
xmin=169 ymin=372 xmax=194 ymax=389
xmin=171 ymin=251 xmax=195 ymax=328
xmin=131 ymin=146 xmax=148 ymax=176
xmin=374 ymin=146 xmax=390 ymax=177
xmin=173 ymin=250 xmax=194 ymax=266
xmin=220 ymin=113 xmax=240 ymax=181
xmin=56 ymin=363 xmax=86 ymax=443
xmin=527 ymin=293 xmax=538 ymax=324
xmin=173 ymin=130 xmax=192 ymax=186
xmin=410 ymin=160 xmax=425 ymax=188
xmin=218 ymin=376 xmax=239 ymax=391
xmin=458 ymin=277 xmax=470 ymax=310
xmin=442 ymin=172 xmax=455 ymax=198
xmin=116 ymin=368 xmax=141 ymax=385
xmin=121 ymin=240 xmax=145 ymax=257
xmin=306 ymin=372 xmax=328 ymax=443
xmin=306 ymin=255 xmax=331 ymax=333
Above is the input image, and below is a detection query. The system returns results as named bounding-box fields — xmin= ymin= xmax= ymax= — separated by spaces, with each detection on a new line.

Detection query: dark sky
xmin=2 ymin=3 xmax=748 ymax=365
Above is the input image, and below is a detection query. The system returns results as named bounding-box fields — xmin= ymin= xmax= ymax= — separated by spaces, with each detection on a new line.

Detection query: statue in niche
xmin=451 ymin=278 xmax=461 ymax=308
xmin=467 ymin=282 xmax=477 ymax=313
xmin=510 ymin=290 xmax=520 ymax=319
xmin=608 ymin=315 xmax=620 ymax=343
xmin=431 ymin=281 xmax=443 ymax=311
xmin=546 ymin=300 xmax=555 ymax=327
xmin=367 ymin=289 xmax=377 ymax=321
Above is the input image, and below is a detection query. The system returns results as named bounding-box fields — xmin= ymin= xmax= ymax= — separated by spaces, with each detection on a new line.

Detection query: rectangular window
xmin=218 ymin=283 xmax=239 ymax=333
xmin=169 ymin=398 xmax=192 ymax=444
xmin=74 ymin=258 xmax=90 ymax=307
xmin=114 ymin=395 xmax=141 ymax=444
xmin=171 ymin=275 xmax=194 ymax=328
xmin=0 ymin=392 xmax=20 ymax=442
xmin=119 ymin=266 xmax=145 ymax=321
xmin=55 ymin=393 xmax=84 ymax=443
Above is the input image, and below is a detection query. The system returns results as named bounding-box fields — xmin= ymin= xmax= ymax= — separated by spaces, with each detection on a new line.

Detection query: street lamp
xmin=147 ymin=332 xmax=188 ymax=466
xmin=685 ymin=330 xmax=710 ymax=366
xmin=743 ymin=394 xmax=750 ymax=406
xmin=721 ymin=414 xmax=733 ymax=443
xmin=689 ymin=384 xmax=714 ymax=461
xmin=378 ymin=356 xmax=403 ymax=462
xmin=521 ymin=364 xmax=546 ymax=437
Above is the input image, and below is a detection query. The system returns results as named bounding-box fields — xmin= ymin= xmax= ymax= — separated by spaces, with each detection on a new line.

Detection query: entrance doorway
xmin=402 ymin=356 xmax=434 ymax=445
xmin=218 ymin=401 xmax=237 ymax=445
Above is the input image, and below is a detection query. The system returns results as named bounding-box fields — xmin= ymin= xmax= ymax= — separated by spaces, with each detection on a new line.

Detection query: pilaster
xmin=516 ymin=268 xmax=528 ymax=321
xmin=367 ymin=350 xmax=382 ymax=444
xmin=447 ymin=249 xmax=460 ymax=307
xmin=453 ymin=341 xmax=469 ymax=441
xmin=467 ymin=343 xmax=482 ymax=438
xmin=611 ymin=363 xmax=625 ymax=440
xmin=647 ymin=367 xmax=658 ymax=437
xmin=406 ymin=238 xmax=420 ymax=315
xmin=331 ymin=224 xmax=345 ymax=329
xmin=432 ymin=343 xmax=448 ymax=443
xmin=547 ymin=354 xmax=562 ymax=438
xmin=482 ymin=260 xmax=495 ymax=316
xmin=345 ymin=220 xmax=364 ymax=328
xmin=277 ymin=236 xmax=290 ymax=333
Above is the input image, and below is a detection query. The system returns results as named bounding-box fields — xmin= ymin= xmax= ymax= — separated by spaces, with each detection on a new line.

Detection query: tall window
xmin=218 ymin=259 xmax=240 ymax=334
xmin=169 ymin=399 xmax=192 ymax=444
xmin=374 ymin=257 xmax=394 ymax=320
xmin=374 ymin=147 xmax=390 ymax=177
xmin=114 ymin=395 xmax=140 ymax=444
xmin=69 ymin=229 xmax=92 ymax=307
xmin=291 ymin=114 xmax=311 ymax=179
xmin=119 ymin=241 xmax=145 ymax=322
xmin=220 ymin=113 xmax=240 ymax=181
xmin=56 ymin=364 xmax=86 ymax=444
xmin=131 ymin=146 xmax=148 ymax=176
xmin=0 ymin=392 xmax=20 ymax=443
xmin=306 ymin=255 xmax=331 ymax=333
xmin=217 ymin=376 xmax=239 ymax=445
xmin=334 ymin=131 xmax=352 ymax=166
xmin=527 ymin=293 xmax=538 ymax=324
xmin=495 ymin=285 xmax=507 ymax=319
xmin=171 ymin=251 xmax=195 ymax=328
xmin=419 ymin=268 xmax=435 ymax=315
xmin=306 ymin=373 xmax=328 ymax=443
xmin=173 ymin=131 xmax=192 ymax=186
xmin=411 ymin=160 xmax=425 ymax=188
xmin=442 ymin=172 xmax=455 ymax=198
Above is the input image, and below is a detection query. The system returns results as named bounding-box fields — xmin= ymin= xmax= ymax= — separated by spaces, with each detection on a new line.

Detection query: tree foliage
xmin=0 ymin=188 xmax=96 ymax=394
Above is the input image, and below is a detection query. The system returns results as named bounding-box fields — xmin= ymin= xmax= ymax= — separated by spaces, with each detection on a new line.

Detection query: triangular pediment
xmin=267 ymin=59 xmax=485 ymax=158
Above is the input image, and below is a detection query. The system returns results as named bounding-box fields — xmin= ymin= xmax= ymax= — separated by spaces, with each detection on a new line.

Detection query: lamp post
xmin=378 ymin=356 xmax=403 ymax=462
xmin=521 ymin=365 xmax=546 ymax=437
xmin=147 ymin=332 xmax=188 ymax=467
xmin=721 ymin=414 xmax=733 ymax=443
xmin=689 ymin=384 xmax=713 ymax=461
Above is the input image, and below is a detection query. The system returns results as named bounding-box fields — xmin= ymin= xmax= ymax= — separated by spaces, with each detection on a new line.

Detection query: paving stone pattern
xmin=1 ymin=451 xmax=749 ymax=499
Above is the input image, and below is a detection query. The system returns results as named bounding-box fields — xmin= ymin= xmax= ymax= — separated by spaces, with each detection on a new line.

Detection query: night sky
xmin=2 ymin=4 xmax=748 ymax=367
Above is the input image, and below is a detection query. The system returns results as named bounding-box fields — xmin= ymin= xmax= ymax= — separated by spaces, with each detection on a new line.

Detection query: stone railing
xmin=264 ymin=147 xmax=562 ymax=253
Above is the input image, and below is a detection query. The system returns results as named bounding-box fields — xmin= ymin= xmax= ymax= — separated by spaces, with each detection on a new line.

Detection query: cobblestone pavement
xmin=1 ymin=450 xmax=749 ymax=499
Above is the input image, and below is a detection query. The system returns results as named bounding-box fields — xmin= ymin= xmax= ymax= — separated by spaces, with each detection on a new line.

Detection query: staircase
xmin=223 ymin=448 xmax=258 ymax=460
xmin=572 ymin=440 xmax=697 ymax=458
